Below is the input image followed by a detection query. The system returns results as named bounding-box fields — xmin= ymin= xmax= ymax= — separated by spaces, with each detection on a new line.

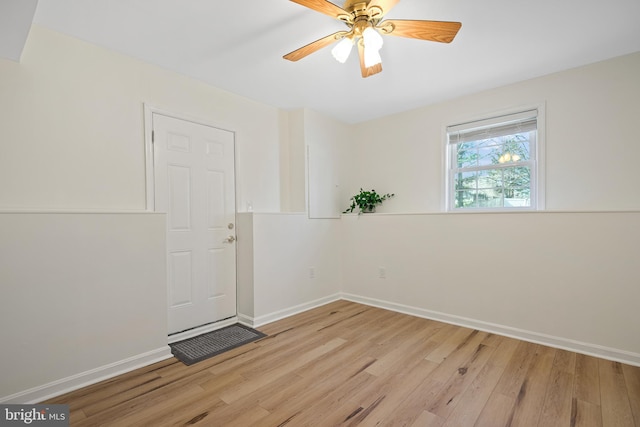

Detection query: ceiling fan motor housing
xmin=341 ymin=1 xmax=383 ymax=27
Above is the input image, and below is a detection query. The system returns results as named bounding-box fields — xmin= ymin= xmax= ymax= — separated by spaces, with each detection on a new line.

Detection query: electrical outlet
xmin=309 ymin=267 xmax=316 ymax=279
xmin=378 ymin=267 xmax=386 ymax=279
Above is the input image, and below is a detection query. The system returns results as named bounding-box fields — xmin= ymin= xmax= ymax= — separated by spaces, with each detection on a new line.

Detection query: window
xmin=446 ymin=108 xmax=543 ymax=211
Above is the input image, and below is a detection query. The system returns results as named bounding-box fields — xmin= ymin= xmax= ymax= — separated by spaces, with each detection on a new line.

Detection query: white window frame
xmin=444 ymin=104 xmax=545 ymax=212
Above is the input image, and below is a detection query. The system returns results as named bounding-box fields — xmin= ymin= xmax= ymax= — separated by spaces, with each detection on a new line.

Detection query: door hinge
xmin=151 ymin=130 xmax=155 ymax=143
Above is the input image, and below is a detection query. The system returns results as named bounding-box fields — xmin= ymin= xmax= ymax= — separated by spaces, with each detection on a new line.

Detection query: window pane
xmin=475 ymin=138 xmax=499 ymax=148
xmin=456 ymin=143 xmax=478 ymax=168
xmin=503 ymin=166 xmax=530 ymax=188
xmin=478 ymin=146 xmax=499 ymax=166
xmin=478 ymin=169 xmax=501 ymax=188
xmin=454 ymin=189 xmax=504 ymax=208
xmin=504 ymin=187 xmax=531 ymax=207
xmin=447 ymin=110 xmax=538 ymax=211
xmin=497 ymin=134 xmax=531 ymax=163
xmin=454 ymin=171 xmax=476 ymax=190
xmin=451 ymin=164 xmax=532 ymax=209
xmin=454 ymin=190 xmax=475 ymax=208
xmin=476 ymin=189 xmax=502 ymax=208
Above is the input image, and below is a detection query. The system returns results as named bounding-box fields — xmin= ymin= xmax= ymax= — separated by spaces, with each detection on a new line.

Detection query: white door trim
xmin=143 ymin=103 xmax=237 ymax=212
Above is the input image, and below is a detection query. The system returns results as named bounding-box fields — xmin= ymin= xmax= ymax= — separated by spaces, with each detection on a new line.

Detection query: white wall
xmin=341 ymin=212 xmax=640 ymax=363
xmin=305 ymin=109 xmax=352 ymax=218
xmin=237 ymin=213 xmax=342 ymax=325
xmin=236 ymin=213 xmax=255 ymax=321
xmin=279 ymin=109 xmax=307 ymax=212
xmin=347 ymin=52 xmax=640 ymax=213
xmin=0 ymin=25 xmax=281 ymax=212
xmin=0 ymin=213 xmax=169 ymax=402
xmin=280 ymin=108 xmax=352 ymax=215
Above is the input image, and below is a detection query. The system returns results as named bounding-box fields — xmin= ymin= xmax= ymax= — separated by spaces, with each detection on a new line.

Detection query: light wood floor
xmin=47 ymin=300 xmax=640 ymax=426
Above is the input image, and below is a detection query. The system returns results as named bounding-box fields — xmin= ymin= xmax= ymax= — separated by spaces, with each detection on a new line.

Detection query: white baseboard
xmin=0 ymin=346 xmax=173 ymax=404
xmin=168 ymin=316 xmax=238 ymax=344
xmin=248 ymin=293 xmax=342 ymax=328
xmin=237 ymin=313 xmax=254 ymax=327
xmin=342 ymin=293 xmax=640 ymax=367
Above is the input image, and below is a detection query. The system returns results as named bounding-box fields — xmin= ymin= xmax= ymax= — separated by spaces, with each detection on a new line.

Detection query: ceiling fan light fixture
xmin=363 ymin=44 xmax=382 ymax=67
xmin=331 ymin=37 xmax=354 ymax=63
xmin=362 ymin=26 xmax=384 ymax=50
xmin=362 ymin=26 xmax=383 ymax=67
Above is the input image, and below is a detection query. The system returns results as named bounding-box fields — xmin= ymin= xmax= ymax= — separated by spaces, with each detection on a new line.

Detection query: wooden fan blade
xmin=283 ymin=31 xmax=346 ymax=62
xmin=366 ymin=0 xmax=401 ymax=19
xmin=289 ymin=0 xmax=349 ymax=19
xmin=381 ymin=19 xmax=462 ymax=43
xmin=357 ymin=40 xmax=382 ymax=78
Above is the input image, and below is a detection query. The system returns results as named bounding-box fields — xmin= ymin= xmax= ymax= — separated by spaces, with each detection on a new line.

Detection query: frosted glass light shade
xmin=362 ymin=27 xmax=383 ymax=50
xmin=363 ymin=45 xmax=382 ymax=67
xmin=331 ymin=38 xmax=354 ymax=63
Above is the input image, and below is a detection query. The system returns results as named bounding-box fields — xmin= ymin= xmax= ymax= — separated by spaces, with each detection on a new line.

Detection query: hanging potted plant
xmin=343 ymin=188 xmax=395 ymax=214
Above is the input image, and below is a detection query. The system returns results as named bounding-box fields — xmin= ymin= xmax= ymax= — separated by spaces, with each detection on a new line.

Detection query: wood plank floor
xmin=46 ymin=301 xmax=640 ymax=426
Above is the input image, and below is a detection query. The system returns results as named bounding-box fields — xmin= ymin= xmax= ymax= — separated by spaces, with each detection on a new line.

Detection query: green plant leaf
xmin=343 ymin=188 xmax=395 ymax=214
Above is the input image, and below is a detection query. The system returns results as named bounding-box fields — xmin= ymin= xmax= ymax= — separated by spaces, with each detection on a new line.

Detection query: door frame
xmin=143 ymin=103 xmax=240 ymax=343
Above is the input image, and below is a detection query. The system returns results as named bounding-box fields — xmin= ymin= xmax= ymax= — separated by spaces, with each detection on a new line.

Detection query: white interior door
xmin=152 ymin=113 xmax=236 ymax=334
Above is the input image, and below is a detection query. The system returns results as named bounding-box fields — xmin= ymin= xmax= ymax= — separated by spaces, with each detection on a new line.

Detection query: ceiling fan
xmin=283 ymin=0 xmax=462 ymax=78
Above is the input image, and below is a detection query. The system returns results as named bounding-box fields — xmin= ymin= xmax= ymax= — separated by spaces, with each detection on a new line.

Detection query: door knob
xmin=223 ymin=235 xmax=236 ymax=243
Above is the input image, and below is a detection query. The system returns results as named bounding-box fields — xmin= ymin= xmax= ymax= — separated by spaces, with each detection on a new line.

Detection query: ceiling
xmin=23 ymin=0 xmax=640 ymax=123
xmin=0 ymin=0 xmax=38 ymax=61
